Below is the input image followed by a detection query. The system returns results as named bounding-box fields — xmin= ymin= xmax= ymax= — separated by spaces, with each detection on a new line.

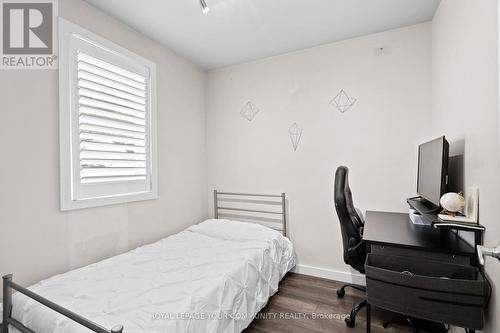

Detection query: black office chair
xmin=334 ymin=167 xmax=427 ymax=333
xmin=334 ymin=166 xmax=368 ymax=328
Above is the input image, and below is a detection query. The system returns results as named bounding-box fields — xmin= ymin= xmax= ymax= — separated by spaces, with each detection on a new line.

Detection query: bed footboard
xmin=2 ymin=275 xmax=123 ymax=333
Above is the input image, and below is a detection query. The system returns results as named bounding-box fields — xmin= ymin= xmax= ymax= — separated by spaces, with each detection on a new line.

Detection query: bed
xmin=1 ymin=191 xmax=295 ymax=333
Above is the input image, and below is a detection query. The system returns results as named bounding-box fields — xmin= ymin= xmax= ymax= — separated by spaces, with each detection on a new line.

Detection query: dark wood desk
xmin=363 ymin=211 xmax=475 ymax=258
xmin=362 ymin=211 xmax=481 ymax=333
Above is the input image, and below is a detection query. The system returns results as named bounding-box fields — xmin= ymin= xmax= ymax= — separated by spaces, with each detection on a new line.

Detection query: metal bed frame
xmin=2 ymin=274 xmax=123 ymax=333
xmin=1 ymin=190 xmax=287 ymax=333
xmin=213 ymin=190 xmax=287 ymax=236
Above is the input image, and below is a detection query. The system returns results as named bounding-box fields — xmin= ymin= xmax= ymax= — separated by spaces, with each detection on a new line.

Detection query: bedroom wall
xmin=431 ymin=0 xmax=500 ymax=332
xmin=206 ymin=23 xmax=433 ymax=281
xmin=0 ymin=0 xmax=208 ymax=297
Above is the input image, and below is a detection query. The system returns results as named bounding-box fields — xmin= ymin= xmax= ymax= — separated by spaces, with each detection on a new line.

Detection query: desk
xmin=363 ymin=211 xmax=482 ymax=333
xmin=363 ymin=211 xmax=475 ymax=261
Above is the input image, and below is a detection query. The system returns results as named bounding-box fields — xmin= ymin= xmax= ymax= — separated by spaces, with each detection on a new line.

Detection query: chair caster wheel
xmin=337 ymin=289 xmax=345 ymax=298
xmin=345 ymin=315 xmax=355 ymax=328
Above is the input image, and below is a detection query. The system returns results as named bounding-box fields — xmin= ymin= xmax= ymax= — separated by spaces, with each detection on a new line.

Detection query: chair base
xmin=345 ymin=299 xmax=367 ymax=327
xmin=336 ymin=283 xmax=366 ymax=298
xmin=337 ymin=284 xmax=367 ymax=328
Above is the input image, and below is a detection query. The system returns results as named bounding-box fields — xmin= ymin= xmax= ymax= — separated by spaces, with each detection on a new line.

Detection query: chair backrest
xmin=334 ymin=166 xmax=365 ymax=271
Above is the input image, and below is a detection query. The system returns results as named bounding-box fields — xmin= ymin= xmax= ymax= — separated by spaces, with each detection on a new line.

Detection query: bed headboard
xmin=213 ymin=190 xmax=287 ymax=236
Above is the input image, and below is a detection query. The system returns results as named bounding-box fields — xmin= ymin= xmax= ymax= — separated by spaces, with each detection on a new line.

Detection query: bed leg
xmin=2 ymin=274 xmax=13 ymax=333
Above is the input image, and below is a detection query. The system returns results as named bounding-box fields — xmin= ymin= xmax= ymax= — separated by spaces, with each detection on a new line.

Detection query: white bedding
xmin=5 ymin=219 xmax=295 ymax=333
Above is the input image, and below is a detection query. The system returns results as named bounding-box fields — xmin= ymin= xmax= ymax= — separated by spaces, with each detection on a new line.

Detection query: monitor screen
xmin=417 ymin=137 xmax=449 ymax=206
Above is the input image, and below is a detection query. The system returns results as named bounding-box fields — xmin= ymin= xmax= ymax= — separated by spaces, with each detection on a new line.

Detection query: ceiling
xmin=84 ymin=0 xmax=441 ymax=70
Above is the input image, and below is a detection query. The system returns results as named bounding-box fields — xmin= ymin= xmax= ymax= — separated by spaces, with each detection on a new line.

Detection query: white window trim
xmin=59 ymin=18 xmax=158 ymax=211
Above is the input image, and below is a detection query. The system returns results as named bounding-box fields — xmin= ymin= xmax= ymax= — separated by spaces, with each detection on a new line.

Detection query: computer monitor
xmin=417 ymin=136 xmax=449 ymax=207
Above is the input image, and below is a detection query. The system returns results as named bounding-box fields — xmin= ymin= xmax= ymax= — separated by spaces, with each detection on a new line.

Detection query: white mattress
xmin=5 ymin=219 xmax=296 ymax=333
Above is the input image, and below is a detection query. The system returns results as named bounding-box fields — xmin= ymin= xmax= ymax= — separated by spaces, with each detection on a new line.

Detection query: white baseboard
xmin=292 ymin=264 xmax=366 ymax=286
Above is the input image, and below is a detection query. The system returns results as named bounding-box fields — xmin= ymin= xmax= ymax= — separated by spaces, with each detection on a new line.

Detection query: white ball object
xmin=440 ymin=192 xmax=465 ymax=213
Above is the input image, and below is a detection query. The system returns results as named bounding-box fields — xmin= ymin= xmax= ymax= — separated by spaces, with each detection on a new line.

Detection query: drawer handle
xmin=418 ymin=296 xmax=484 ymax=308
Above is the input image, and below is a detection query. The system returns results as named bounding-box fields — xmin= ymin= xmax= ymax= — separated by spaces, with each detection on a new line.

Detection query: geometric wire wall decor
xmin=330 ymin=89 xmax=357 ymax=113
xmin=240 ymin=101 xmax=260 ymax=121
xmin=288 ymin=122 xmax=303 ymax=152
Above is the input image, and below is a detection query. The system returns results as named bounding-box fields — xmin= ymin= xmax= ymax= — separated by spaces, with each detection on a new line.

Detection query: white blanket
xmin=5 ymin=219 xmax=295 ymax=333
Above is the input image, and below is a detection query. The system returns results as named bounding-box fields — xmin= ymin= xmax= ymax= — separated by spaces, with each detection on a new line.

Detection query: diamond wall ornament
xmin=330 ymin=89 xmax=357 ymax=113
xmin=288 ymin=123 xmax=303 ymax=151
xmin=240 ymin=101 xmax=260 ymax=121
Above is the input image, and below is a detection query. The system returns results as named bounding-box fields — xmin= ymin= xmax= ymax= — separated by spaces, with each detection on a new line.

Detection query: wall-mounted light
xmin=200 ymin=0 xmax=210 ymax=14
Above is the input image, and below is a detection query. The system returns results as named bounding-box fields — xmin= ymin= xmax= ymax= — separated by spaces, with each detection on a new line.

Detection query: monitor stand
xmin=407 ymin=197 xmax=441 ymax=224
xmin=408 ymin=197 xmax=485 ymax=235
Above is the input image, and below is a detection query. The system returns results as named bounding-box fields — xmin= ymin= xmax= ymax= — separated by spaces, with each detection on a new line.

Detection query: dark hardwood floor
xmin=244 ymin=273 xmax=417 ymax=333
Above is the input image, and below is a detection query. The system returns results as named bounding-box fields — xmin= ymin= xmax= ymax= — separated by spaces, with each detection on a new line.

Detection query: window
xmin=59 ymin=18 xmax=157 ymax=210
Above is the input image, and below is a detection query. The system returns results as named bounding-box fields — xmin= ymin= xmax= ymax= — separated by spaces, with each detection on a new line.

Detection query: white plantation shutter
xmin=77 ymin=52 xmax=148 ymax=184
xmin=59 ymin=19 xmax=157 ymax=210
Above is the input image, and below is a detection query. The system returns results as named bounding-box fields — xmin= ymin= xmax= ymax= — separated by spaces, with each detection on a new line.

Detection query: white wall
xmin=0 ymin=0 xmax=208 ymax=296
xmin=431 ymin=1 xmax=500 ymax=332
xmin=206 ymin=23 xmax=433 ymax=278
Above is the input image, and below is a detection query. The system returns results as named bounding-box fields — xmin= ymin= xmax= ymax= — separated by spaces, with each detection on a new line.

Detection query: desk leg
xmin=366 ymin=303 xmax=371 ymax=333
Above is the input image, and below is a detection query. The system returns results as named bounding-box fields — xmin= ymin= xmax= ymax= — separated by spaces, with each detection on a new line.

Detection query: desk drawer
xmin=365 ymin=254 xmax=490 ymax=329
xmin=370 ymin=244 xmax=471 ymax=265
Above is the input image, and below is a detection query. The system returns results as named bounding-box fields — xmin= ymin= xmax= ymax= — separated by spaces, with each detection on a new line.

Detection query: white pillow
xmin=187 ymin=219 xmax=281 ymax=242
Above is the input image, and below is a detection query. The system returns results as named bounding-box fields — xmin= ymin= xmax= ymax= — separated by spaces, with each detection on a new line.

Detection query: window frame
xmin=59 ymin=18 xmax=158 ymax=211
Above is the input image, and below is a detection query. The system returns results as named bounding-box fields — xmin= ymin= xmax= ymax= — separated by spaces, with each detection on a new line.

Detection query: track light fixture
xmin=200 ymin=0 xmax=210 ymax=14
